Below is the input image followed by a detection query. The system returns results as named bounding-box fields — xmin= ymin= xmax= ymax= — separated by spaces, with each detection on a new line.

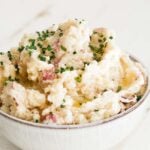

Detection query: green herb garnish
xmin=109 ymin=36 xmax=113 ymax=40
xmin=73 ymin=51 xmax=77 ymax=55
xmin=103 ymin=37 xmax=106 ymax=42
xmin=7 ymin=51 xmax=12 ymax=61
xmin=47 ymin=45 xmax=52 ymax=51
xmin=4 ymin=76 xmax=18 ymax=86
xmin=38 ymin=54 xmax=46 ymax=61
xmin=94 ymin=109 xmax=99 ymax=112
xmin=34 ymin=119 xmax=39 ymax=123
xmin=37 ymin=43 xmax=43 ymax=49
xmin=18 ymin=46 xmax=24 ymax=52
xmin=49 ymin=112 xmax=53 ymax=115
xmin=50 ymin=31 xmax=55 ymax=36
xmin=60 ymin=45 xmax=67 ymax=51
xmin=26 ymin=39 xmax=36 ymax=50
xmin=84 ymin=62 xmax=90 ymax=66
xmin=66 ymin=66 xmax=74 ymax=71
xmin=49 ymin=52 xmax=56 ymax=61
xmin=60 ymin=104 xmax=65 ymax=108
xmin=117 ymin=86 xmax=122 ymax=92
xmin=59 ymin=67 xmax=66 ymax=73
xmin=27 ymin=49 xmax=33 ymax=56
xmin=36 ymin=30 xmax=55 ymax=41
xmin=59 ymin=32 xmax=63 ymax=37
xmin=93 ymin=31 xmax=98 ymax=34
xmin=137 ymin=95 xmax=142 ymax=101
xmin=14 ymin=64 xmax=19 ymax=74
xmin=8 ymin=76 xmax=16 ymax=81
xmin=56 ymin=66 xmax=74 ymax=73
xmin=75 ymin=75 xmax=82 ymax=82
xmin=89 ymin=31 xmax=109 ymax=61
xmin=41 ymin=30 xmax=50 ymax=40
xmin=0 ymin=52 xmax=4 ymax=55
xmin=98 ymin=39 xmax=102 ymax=43
xmin=0 ymin=61 xmax=3 ymax=66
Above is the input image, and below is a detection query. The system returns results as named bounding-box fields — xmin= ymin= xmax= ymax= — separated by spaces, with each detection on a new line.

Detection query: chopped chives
xmin=94 ymin=109 xmax=99 ymax=112
xmin=60 ymin=45 xmax=67 ymax=51
xmin=7 ymin=51 xmax=12 ymax=60
xmin=73 ymin=51 xmax=77 ymax=54
xmin=75 ymin=75 xmax=82 ymax=82
xmin=117 ymin=86 xmax=122 ymax=92
xmin=0 ymin=61 xmax=3 ymax=66
xmin=38 ymin=54 xmax=46 ymax=61
xmin=137 ymin=95 xmax=142 ymax=101
xmin=109 ymin=36 xmax=113 ymax=39
xmin=60 ymin=104 xmax=65 ymax=108
xmin=18 ymin=46 xmax=24 ymax=52
xmin=59 ymin=32 xmax=63 ymax=37
xmin=0 ymin=52 xmax=4 ymax=55
xmin=47 ymin=45 xmax=52 ymax=51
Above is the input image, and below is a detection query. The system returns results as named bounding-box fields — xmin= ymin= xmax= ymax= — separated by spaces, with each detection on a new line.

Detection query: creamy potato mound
xmin=0 ymin=19 xmax=146 ymax=125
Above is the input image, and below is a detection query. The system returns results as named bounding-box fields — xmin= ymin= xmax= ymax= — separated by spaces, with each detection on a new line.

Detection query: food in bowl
xmin=0 ymin=19 xmax=147 ymax=125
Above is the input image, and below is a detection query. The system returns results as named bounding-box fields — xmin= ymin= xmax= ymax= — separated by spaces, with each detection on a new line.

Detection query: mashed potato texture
xmin=0 ymin=19 xmax=146 ymax=124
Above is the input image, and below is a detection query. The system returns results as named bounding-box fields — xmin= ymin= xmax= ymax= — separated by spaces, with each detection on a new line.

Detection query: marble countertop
xmin=0 ymin=0 xmax=150 ymax=149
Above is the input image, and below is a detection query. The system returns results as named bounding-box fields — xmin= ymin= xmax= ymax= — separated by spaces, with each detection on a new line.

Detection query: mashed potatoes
xmin=0 ymin=19 xmax=146 ymax=125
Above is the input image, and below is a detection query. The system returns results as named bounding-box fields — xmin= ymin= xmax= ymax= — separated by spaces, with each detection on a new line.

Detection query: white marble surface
xmin=0 ymin=0 xmax=150 ymax=149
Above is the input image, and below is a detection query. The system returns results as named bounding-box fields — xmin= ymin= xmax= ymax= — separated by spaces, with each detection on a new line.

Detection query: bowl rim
xmin=0 ymin=55 xmax=149 ymax=130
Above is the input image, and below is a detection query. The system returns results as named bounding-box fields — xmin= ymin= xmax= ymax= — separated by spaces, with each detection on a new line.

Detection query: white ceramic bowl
xmin=0 ymin=56 xmax=149 ymax=150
